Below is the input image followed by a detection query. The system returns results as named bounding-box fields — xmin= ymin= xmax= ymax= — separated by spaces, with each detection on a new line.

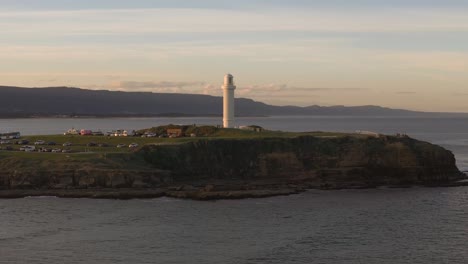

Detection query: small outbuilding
xmin=239 ymin=125 xmax=264 ymax=132
xmin=167 ymin=128 xmax=183 ymax=137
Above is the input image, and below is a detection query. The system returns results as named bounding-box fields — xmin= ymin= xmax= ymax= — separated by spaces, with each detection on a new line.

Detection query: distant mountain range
xmin=0 ymin=85 xmax=452 ymax=117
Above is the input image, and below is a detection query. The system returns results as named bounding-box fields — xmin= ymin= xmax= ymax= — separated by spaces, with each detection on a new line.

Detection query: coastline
xmin=1 ymin=131 xmax=466 ymax=200
xmin=0 ymin=188 xmax=298 ymax=200
xmin=2 ymin=180 xmax=468 ymax=200
xmin=0 ymin=114 xmax=269 ymax=119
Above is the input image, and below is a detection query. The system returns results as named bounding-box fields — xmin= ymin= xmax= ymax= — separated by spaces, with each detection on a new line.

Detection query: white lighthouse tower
xmin=222 ymin=73 xmax=236 ymax=128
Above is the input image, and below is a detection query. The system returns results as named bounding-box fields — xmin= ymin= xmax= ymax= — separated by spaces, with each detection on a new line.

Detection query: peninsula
xmin=0 ymin=125 xmax=465 ymax=200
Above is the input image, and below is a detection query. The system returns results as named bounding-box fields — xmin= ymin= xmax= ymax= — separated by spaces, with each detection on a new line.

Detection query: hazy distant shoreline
xmin=1 ymin=113 xmax=468 ymax=119
xmin=0 ymin=113 xmax=270 ymax=119
xmin=0 ymin=113 xmax=214 ymax=119
xmin=0 ymin=114 xmax=269 ymax=119
xmin=4 ymin=86 xmax=466 ymax=118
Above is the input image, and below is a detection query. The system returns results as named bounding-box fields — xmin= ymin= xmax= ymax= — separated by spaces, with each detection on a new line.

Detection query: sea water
xmin=1 ymin=116 xmax=468 ymax=263
xmin=1 ymin=189 xmax=467 ymax=263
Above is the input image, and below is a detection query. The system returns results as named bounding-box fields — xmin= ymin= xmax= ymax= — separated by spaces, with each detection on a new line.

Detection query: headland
xmin=0 ymin=125 xmax=465 ymax=200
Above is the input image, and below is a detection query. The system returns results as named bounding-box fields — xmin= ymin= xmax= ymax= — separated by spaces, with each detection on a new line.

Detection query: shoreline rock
xmin=1 ymin=180 xmax=468 ymax=200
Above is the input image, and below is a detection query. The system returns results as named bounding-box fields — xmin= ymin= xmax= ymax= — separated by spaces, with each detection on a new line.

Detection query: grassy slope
xmin=0 ymin=128 xmax=356 ymax=172
xmin=3 ymin=129 xmax=351 ymax=153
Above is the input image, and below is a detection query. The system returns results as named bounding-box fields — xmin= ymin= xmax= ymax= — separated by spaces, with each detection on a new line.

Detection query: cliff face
xmin=0 ymin=154 xmax=172 ymax=190
xmin=0 ymin=135 xmax=463 ymax=196
xmin=140 ymin=136 xmax=462 ymax=189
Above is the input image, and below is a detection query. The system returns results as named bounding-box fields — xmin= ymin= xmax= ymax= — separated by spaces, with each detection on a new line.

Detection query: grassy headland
xmin=1 ymin=125 xmax=463 ymax=200
xmin=1 ymin=125 xmax=350 ymax=155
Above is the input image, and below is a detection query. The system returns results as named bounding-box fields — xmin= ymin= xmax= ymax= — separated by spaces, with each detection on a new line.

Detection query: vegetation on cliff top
xmin=0 ymin=125 xmax=353 ymax=173
xmin=0 ymin=126 xmax=464 ymax=198
xmin=1 ymin=125 xmax=350 ymax=156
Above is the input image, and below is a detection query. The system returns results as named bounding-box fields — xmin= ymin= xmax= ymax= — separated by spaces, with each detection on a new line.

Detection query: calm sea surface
xmin=1 ymin=116 xmax=468 ymax=263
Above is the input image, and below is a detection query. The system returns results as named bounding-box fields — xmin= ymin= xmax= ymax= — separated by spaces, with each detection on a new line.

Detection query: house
xmin=167 ymin=128 xmax=183 ymax=138
xmin=239 ymin=125 xmax=264 ymax=132
xmin=355 ymin=130 xmax=381 ymax=138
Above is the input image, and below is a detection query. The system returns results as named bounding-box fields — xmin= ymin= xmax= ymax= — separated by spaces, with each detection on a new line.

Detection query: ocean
xmin=1 ymin=116 xmax=468 ymax=263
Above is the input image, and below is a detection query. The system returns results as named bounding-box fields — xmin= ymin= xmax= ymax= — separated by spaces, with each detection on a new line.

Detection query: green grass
xmin=2 ymin=135 xmax=179 ymax=153
xmin=0 ymin=128 xmax=356 ymax=156
xmin=0 ymin=149 xmax=103 ymax=160
xmin=0 ymin=128 xmax=367 ymax=173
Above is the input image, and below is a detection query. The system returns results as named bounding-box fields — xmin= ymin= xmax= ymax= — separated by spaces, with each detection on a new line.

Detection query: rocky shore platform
xmin=2 ymin=180 xmax=468 ymax=200
xmin=0 ymin=188 xmax=299 ymax=200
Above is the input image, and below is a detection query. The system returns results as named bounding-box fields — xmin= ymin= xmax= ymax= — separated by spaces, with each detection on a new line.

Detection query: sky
xmin=1 ymin=0 xmax=468 ymax=112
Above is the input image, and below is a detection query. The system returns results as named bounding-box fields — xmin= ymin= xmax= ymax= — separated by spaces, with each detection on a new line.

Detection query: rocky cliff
xmin=0 ymin=135 xmax=464 ymax=199
xmin=140 ymin=135 xmax=463 ymax=189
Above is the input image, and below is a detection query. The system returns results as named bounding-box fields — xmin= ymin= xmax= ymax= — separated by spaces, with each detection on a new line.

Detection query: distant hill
xmin=0 ymin=85 xmax=428 ymax=117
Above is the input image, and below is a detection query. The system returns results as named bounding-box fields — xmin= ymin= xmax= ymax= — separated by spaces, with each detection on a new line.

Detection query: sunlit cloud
xmin=1 ymin=2 xmax=468 ymax=112
xmin=395 ymin=91 xmax=417 ymax=95
xmin=1 ymin=8 xmax=468 ymax=35
xmin=108 ymin=80 xmax=206 ymax=93
xmin=376 ymin=51 xmax=468 ymax=73
xmin=453 ymin=93 xmax=468 ymax=96
xmin=236 ymin=84 xmax=367 ymax=97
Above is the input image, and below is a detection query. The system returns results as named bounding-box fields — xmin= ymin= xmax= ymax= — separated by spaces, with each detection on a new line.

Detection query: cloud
xmin=39 ymin=78 xmax=57 ymax=82
xmin=100 ymin=81 xmax=367 ymax=99
xmin=376 ymin=51 xmax=468 ymax=73
xmin=237 ymin=84 xmax=367 ymax=97
xmin=396 ymin=91 xmax=417 ymax=95
xmin=107 ymin=80 xmax=206 ymax=92
xmin=110 ymin=80 xmax=205 ymax=89
xmin=1 ymin=7 xmax=468 ymax=37
xmin=2 ymin=5 xmax=468 ymax=112
xmin=202 ymin=84 xmax=221 ymax=95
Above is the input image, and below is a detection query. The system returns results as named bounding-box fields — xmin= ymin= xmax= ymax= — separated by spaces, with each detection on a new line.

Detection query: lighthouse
xmin=222 ymin=74 xmax=236 ymax=128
